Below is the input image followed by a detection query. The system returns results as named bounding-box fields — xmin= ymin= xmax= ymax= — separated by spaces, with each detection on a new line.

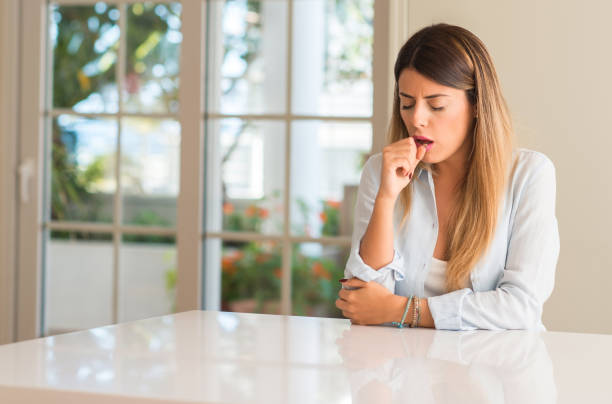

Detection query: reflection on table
xmin=1 ymin=311 xmax=611 ymax=403
xmin=337 ymin=326 xmax=556 ymax=403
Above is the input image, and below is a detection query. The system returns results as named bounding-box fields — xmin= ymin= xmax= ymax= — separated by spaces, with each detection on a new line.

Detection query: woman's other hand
xmin=335 ymin=278 xmax=403 ymax=325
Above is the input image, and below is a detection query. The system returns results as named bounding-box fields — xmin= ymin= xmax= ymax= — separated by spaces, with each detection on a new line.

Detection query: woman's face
xmin=398 ymin=68 xmax=476 ymax=166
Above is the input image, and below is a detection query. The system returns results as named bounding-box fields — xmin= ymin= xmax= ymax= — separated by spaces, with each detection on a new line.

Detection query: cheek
xmin=422 ymin=115 xmax=469 ymax=161
xmin=399 ymin=112 xmax=410 ymax=132
xmin=440 ymin=112 xmax=470 ymax=144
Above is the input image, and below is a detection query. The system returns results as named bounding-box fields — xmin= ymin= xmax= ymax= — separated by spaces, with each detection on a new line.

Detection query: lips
xmin=413 ymin=135 xmax=434 ymax=150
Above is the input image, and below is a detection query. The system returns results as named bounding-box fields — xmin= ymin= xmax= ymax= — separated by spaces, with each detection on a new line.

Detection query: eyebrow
xmin=399 ymin=92 xmax=449 ymax=99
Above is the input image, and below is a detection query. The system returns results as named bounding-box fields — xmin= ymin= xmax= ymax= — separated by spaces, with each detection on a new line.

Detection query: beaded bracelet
xmin=410 ymin=297 xmax=420 ymax=328
xmin=391 ymin=295 xmax=413 ymax=328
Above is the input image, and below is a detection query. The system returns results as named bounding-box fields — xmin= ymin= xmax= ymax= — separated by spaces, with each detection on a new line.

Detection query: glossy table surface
xmin=0 ymin=310 xmax=611 ymax=403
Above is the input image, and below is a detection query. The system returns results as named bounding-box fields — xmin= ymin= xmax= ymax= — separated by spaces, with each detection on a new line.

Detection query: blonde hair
xmin=389 ymin=23 xmax=516 ymax=292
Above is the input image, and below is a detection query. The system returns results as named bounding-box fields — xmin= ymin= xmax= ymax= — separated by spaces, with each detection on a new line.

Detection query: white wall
xmin=405 ymin=0 xmax=612 ymax=334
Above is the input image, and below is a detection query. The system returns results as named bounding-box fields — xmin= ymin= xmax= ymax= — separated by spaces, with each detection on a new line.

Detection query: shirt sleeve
xmin=344 ymin=154 xmax=406 ymax=293
xmin=427 ymin=154 xmax=560 ymax=330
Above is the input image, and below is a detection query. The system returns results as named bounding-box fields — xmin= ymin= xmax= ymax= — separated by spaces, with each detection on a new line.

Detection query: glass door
xmin=16 ymin=0 xmax=385 ymax=339
xmin=43 ymin=1 xmax=184 ymax=335
xmin=203 ymin=0 xmax=375 ymax=317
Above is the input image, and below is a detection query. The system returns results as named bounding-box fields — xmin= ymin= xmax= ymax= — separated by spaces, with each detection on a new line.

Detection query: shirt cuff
xmin=344 ymin=247 xmax=406 ymax=283
xmin=427 ymin=288 xmax=474 ymax=331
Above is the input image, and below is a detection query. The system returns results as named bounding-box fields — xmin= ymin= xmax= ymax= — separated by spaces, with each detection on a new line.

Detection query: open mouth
xmin=413 ymin=136 xmax=434 ymax=149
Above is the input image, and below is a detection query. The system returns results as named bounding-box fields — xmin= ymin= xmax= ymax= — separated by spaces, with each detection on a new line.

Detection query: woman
xmin=335 ymin=23 xmax=560 ymax=330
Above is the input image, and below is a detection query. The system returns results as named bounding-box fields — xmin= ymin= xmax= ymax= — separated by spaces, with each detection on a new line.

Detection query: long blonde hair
xmin=390 ymin=23 xmax=516 ymax=292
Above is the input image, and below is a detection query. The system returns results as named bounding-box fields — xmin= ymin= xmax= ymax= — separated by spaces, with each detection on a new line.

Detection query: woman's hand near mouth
xmin=378 ymin=136 xmax=428 ymax=201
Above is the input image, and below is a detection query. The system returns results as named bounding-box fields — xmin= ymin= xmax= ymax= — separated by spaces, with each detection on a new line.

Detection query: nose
xmin=412 ymin=102 xmax=429 ymax=128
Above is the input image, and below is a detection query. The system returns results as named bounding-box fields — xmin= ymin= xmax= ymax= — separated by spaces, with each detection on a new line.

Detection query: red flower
xmin=326 ymin=200 xmax=341 ymax=209
xmin=222 ymin=256 xmax=237 ymax=275
xmin=312 ymin=262 xmax=331 ymax=280
xmin=259 ymin=208 xmax=269 ymax=219
xmin=245 ymin=205 xmax=257 ymax=217
xmin=255 ymin=253 xmax=271 ymax=264
xmin=222 ymin=250 xmax=244 ymax=275
xmin=319 ymin=212 xmax=327 ymax=223
xmin=223 ymin=202 xmax=234 ymax=215
xmin=274 ymin=268 xmax=282 ymax=279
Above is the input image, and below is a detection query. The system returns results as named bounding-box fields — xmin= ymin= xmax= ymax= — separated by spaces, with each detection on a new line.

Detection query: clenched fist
xmin=378 ymin=136 xmax=428 ymax=201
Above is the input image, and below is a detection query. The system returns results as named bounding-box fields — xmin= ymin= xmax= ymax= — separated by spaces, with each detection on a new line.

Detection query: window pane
xmin=290 ymin=121 xmax=371 ymax=237
xmin=119 ymin=235 xmax=176 ymax=322
xmin=292 ymin=0 xmax=373 ymax=117
xmin=45 ymin=231 xmax=113 ymax=335
xmin=51 ymin=115 xmax=117 ymax=223
xmin=207 ymin=0 xmax=288 ymax=114
xmin=218 ymin=240 xmax=282 ymax=314
xmin=124 ymin=3 xmax=182 ymax=114
xmin=121 ymin=118 xmax=180 ymax=227
xmin=292 ymin=243 xmax=348 ymax=317
xmin=50 ymin=3 xmax=119 ymax=113
xmin=206 ymin=119 xmax=285 ymax=235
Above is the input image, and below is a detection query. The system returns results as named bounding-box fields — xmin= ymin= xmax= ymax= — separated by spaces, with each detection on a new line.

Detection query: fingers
xmin=394 ymin=136 xmax=428 ymax=159
xmin=405 ymin=144 xmax=427 ymax=180
xmin=335 ymin=299 xmax=354 ymax=319
xmin=385 ymin=137 xmax=418 ymax=155
xmin=338 ymin=288 xmax=351 ymax=301
xmin=409 ymin=140 xmax=427 ymax=165
xmin=343 ymin=278 xmax=367 ymax=288
xmin=384 ymin=137 xmax=427 ymax=177
xmin=391 ymin=161 xmax=411 ymax=179
xmin=416 ymin=144 xmax=427 ymax=162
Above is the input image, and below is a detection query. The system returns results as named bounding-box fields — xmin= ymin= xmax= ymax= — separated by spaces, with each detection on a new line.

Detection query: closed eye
xmin=402 ymin=105 xmax=444 ymax=111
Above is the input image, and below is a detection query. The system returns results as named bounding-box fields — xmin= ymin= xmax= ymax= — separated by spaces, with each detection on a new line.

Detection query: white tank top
xmin=424 ymin=257 xmax=448 ymax=297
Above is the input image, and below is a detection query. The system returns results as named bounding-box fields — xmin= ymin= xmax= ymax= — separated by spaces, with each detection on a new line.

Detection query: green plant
xmin=320 ymin=200 xmax=341 ymax=237
xmin=220 ymin=241 xmax=345 ymax=318
xmin=222 ymin=189 xmax=281 ymax=233
xmin=124 ymin=210 xmax=174 ymax=243
xmin=293 ymin=197 xmax=342 ymax=237
xmin=164 ymin=250 xmax=177 ymax=312
xmin=291 ymin=245 xmax=345 ymax=317
xmin=294 ymin=197 xmax=312 ymax=236
xmin=223 ymin=202 xmax=269 ymax=233
xmin=221 ymin=242 xmax=282 ymax=313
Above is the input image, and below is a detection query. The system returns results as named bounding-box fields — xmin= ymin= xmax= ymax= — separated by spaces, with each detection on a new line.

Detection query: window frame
xmin=12 ymin=0 xmax=399 ymax=340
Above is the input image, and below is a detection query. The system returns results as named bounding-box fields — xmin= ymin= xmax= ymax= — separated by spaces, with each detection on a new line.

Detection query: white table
xmin=0 ymin=310 xmax=611 ymax=403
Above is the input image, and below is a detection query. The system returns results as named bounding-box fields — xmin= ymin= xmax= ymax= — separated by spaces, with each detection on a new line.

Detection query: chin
xmin=421 ymin=154 xmax=436 ymax=164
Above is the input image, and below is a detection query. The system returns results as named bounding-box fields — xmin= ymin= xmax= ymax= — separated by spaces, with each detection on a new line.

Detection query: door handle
xmin=18 ymin=158 xmax=34 ymax=204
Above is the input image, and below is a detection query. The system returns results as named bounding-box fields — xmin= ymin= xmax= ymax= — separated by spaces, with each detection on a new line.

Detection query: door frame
xmin=0 ymin=0 xmax=20 ymax=345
